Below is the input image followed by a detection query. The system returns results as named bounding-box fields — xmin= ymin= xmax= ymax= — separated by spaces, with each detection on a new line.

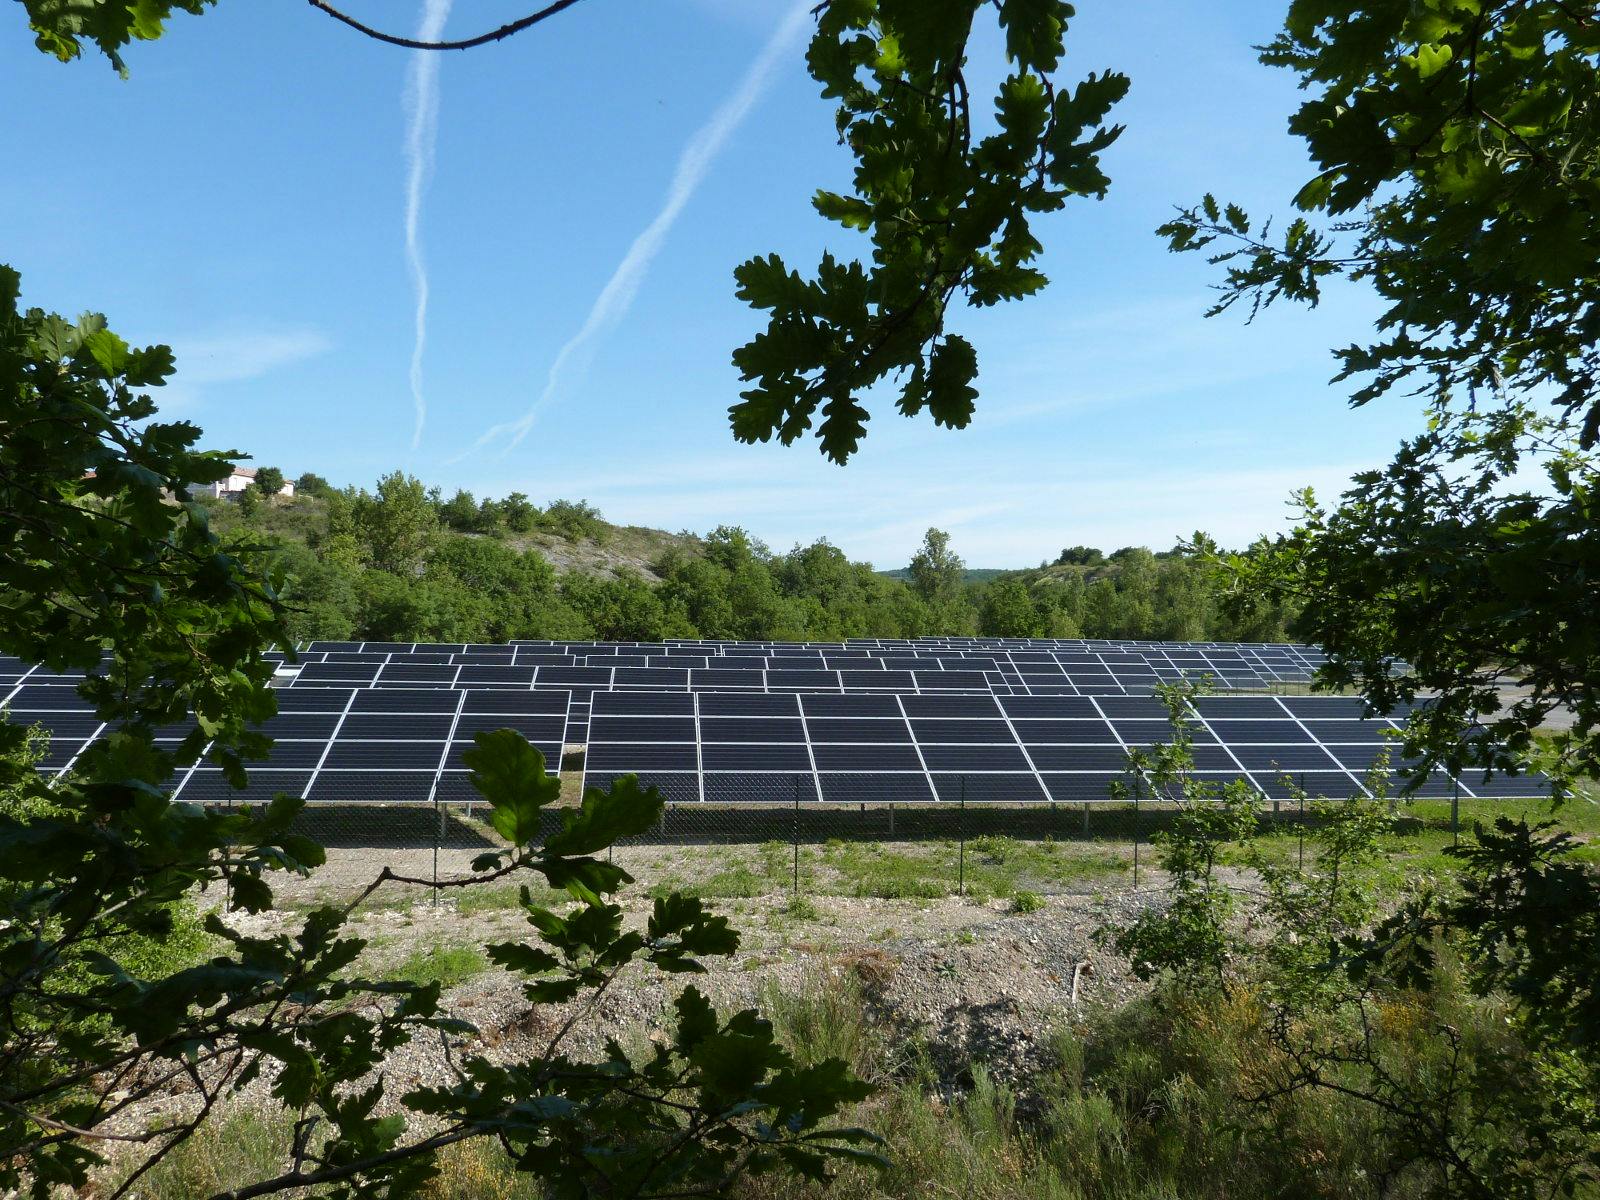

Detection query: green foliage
xmin=251 ymin=464 xmax=286 ymax=497
xmin=540 ymin=497 xmax=606 ymax=542
xmin=1107 ymin=686 xmax=1600 ymax=1197
xmin=20 ymin=0 xmax=215 ymax=73
xmin=1158 ymin=27 xmax=1599 ymax=1188
xmin=908 ymin=528 xmax=964 ymax=606
xmin=352 ymin=470 xmax=438 ymax=576
xmin=730 ymin=1 xmax=1127 ymax=462
xmin=0 ymin=265 xmax=285 ymax=780
xmin=294 ymin=470 xmax=331 ymax=497
xmin=1160 ymin=5 xmax=1599 ymax=789
xmin=1105 ymin=683 xmax=1262 ymax=991
xmin=1010 ymin=889 xmax=1044 ymax=914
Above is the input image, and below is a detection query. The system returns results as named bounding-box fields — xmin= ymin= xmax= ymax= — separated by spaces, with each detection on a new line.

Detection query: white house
xmin=190 ymin=466 xmax=295 ymax=500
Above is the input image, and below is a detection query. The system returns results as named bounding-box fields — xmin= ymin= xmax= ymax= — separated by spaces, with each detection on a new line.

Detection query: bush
xmin=1012 ymin=890 xmax=1045 ymax=914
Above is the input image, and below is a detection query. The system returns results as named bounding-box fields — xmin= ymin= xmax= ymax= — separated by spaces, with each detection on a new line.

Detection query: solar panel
xmin=579 ymin=689 xmax=1551 ymax=805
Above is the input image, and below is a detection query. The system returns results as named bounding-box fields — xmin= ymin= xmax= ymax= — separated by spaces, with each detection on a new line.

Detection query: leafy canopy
xmin=729 ymin=0 xmax=1128 ymax=462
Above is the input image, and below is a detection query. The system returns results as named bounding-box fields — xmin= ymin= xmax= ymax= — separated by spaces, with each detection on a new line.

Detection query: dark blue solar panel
xmin=701 ymin=743 xmax=812 ymax=771
xmin=589 ymin=716 xmax=696 ymax=743
xmin=811 ymin=743 xmax=922 ymax=771
xmin=817 ymin=773 xmax=936 ymax=804
xmin=324 ymin=742 xmax=443 ymax=769
xmin=900 ymin=694 xmax=1002 ymax=719
xmin=767 ymin=670 xmax=839 ymax=690
xmin=586 ymin=772 xmax=699 ymax=805
xmin=307 ymin=771 xmax=435 ymax=803
xmin=910 ymin=719 xmax=1015 ymax=745
xmin=802 ymin=693 xmax=902 ymax=718
xmin=1041 ymin=773 xmax=1122 ymax=801
xmin=179 ymin=769 xmax=311 ymax=803
xmin=699 ymin=717 xmax=806 ymax=743
xmin=703 ymin=773 xmax=817 ymax=804
xmin=352 ymin=689 xmax=459 ymax=714
xmin=701 ymin=692 xmax=800 ymax=717
xmin=1203 ymin=719 xmax=1314 ymax=743
xmin=931 ymin=773 xmax=1047 ymax=803
xmin=804 ymin=718 xmax=912 ymax=744
xmin=1094 ymin=697 xmax=1170 ymax=719
xmin=592 ymin=692 xmax=694 ymax=716
xmin=1026 ymin=744 xmax=1129 ymax=771
xmin=587 ymin=744 xmax=698 ymax=772
xmin=1190 ymin=696 xmax=1288 ymax=719
xmin=999 ymin=695 xmax=1102 ymax=719
xmin=339 ymin=713 xmax=454 ymax=740
xmin=1228 ymin=744 xmax=1342 ymax=771
xmin=920 ymin=745 xmax=1031 ymax=772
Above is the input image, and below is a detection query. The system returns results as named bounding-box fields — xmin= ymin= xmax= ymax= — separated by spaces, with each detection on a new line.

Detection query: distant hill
xmin=878 ymin=567 xmax=1009 ymax=584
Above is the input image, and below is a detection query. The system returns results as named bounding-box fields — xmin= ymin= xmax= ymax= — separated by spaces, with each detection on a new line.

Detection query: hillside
xmin=201 ymin=472 xmax=1295 ymax=645
xmin=500 ymin=525 xmax=700 ymax=583
xmin=878 ymin=567 xmax=1010 ymax=583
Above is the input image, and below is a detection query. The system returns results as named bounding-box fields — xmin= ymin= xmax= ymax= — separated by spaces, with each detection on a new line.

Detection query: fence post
xmin=224 ymin=795 xmax=234 ymax=912
xmin=1298 ymin=791 xmax=1305 ymax=870
xmin=433 ymin=798 xmax=442 ymax=910
xmin=1452 ymin=778 xmax=1460 ymax=848
xmin=792 ymin=777 xmax=801 ymax=896
xmin=888 ymin=802 xmax=895 ymax=839
xmin=958 ymin=777 xmax=967 ymax=898
xmin=1132 ymin=793 xmax=1140 ymax=888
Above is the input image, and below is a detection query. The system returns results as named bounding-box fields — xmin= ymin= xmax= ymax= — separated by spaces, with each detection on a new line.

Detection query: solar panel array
xmin=2 ymin=678 xmax=568 ymax=805
xmin=581 ymin=691 xmax=1549 ymax=805
xmin=286 ymin=637 xmax=1328 ymax=693
xmin=264 ymin=637 xmax=1336 ymax=742
xmin=3 ymin=641 xmax=1536 ymax=807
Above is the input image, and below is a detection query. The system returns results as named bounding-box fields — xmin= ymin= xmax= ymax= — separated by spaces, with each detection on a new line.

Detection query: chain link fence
xmin=226 ymin=773 xmax=1511 ymax=904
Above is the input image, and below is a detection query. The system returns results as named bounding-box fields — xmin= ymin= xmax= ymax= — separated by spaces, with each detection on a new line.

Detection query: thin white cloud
xmin=156 ymin=328 xmax=334 ymax=414
xmin=452 ymin=0 xmax=810 ymax=461
xmin=458 ymin=445 xmax=1375 ymax=569
xmin=403 ymin=0 xmax=454 ymax=450
xmin=170 ymin=329 xmax=334 ymax=385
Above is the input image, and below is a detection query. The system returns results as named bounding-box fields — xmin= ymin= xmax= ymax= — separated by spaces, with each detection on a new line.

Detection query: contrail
xmin=457 ymin=0 xmax=810 ymax=459
xmin=404 ymin=0 xmax=453 ymax=450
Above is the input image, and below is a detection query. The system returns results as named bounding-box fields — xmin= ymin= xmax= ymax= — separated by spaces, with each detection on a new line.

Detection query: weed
xmin=782 ymin=895 xmax=820 ymax=920
xmin=394 ymin=943 xmax=489 ymax=990
xmin=1012 ymin=890 xmax=1046 ymax=914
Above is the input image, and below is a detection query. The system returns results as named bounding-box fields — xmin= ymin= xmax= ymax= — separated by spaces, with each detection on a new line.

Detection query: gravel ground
xmin=118 ymin=848 xmax=1163 ymax=1139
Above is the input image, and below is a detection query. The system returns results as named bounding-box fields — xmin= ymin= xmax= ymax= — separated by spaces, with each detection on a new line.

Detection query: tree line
xmin=211 ymin=470 xmax=1298 ymax=646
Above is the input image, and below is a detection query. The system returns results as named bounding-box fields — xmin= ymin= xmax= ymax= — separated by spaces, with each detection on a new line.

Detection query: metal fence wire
xmin=244 ymin=776 xmax=1487 ymax=902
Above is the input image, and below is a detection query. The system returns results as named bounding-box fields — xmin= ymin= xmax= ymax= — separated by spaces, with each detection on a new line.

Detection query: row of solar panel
xmin=282 ymin=645 xmax=1317 ymax=665
xmin=579 ymin=691 xmax=1549 ymax=805
xmin=279 ymin=644 xmax=1321 ymax=678
xmin=280 ymin=641 xmax=1326 ymax=685
xmin=6 ymin=682 xmax=1546 ymax=805
xmin=263 ymin=655 xmax=1295 ymax=690
xmin=8 ymin=686 xmax=569 ymax=804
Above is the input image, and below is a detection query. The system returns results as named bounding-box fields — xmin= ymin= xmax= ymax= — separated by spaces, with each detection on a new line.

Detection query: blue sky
xmin=5 ymin=0 xmax=1415 ymax=568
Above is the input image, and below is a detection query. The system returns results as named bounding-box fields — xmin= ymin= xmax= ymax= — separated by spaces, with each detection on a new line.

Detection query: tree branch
xmin=304 ymin=0 xmax=588 ymax=52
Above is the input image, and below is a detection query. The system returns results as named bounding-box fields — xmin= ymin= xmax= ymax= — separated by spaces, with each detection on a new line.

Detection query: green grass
xmin=106 ymin=941 xmax=1596 ymax=1200
xmin=453 ymin=880 xmax=566 ymax=915
xmin=394 ymin=943 xmax=489 ymax=990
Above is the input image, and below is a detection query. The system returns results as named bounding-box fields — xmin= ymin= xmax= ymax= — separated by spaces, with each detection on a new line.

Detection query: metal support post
xmin=1452 ymin=778 xmax=1460 ymax=848
xmin=958 ymin=777 xmax=967 ymax=897
xmin=1132 ymin=794 xmax=1141 ymax=888
xmin=433 ymin=799 xmax=443 ymax=910
xmin=792 ymin=778 xmax=801 ymax=896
